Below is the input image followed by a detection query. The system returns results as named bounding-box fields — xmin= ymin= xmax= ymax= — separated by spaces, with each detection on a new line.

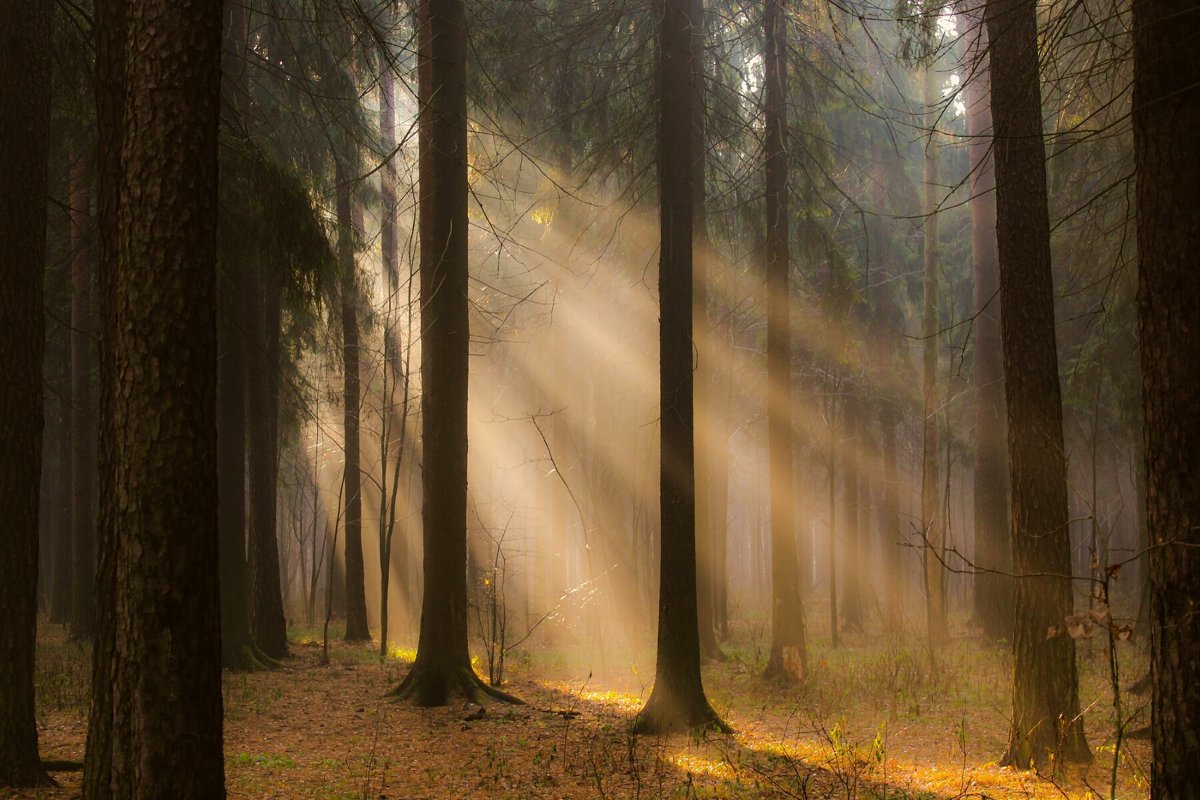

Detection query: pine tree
xmin=1131 ymin=0 xmax=1200 ymax=794
xmin=0 ymin=0 xmax=53 ymax=785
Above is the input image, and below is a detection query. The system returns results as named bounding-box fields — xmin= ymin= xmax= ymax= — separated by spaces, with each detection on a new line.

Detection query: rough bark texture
xmin=1132 ymin=0 xmax=1200 ymax=794
xmin=393 ymin=0 xmax=510 ymax=705
xmin=70 ymin=151 xmax=98 ymax=643
xmin=761 ymin=0 xmax=806 ymax=681
xmin=107 ymin=2 xmax=226 ymax=798
xmin=83 ymin=2 xmax=126 ymax=796
xmin=986 ymin=0 xmax=1089 ymax=767
xmin=248 ymin=266 xmax=289 ymax=660
xmin=633 ymin=0 xmax=725 ymax=733
xmin=965 ymin=29 xmax=1012 ymax=643
xmin=0 ymin=0 xmax=52 ymax=787
xmin=921 ymin=65 xmax=946 ymax=647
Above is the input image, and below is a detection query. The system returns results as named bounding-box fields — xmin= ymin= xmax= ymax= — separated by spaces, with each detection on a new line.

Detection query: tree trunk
xmin=1131 ymin=0 xmax=1200 ymax=794
xmin=248 ymin=266 xmax=289 ymax=659
xmin=217 ymin=2 xmax=256 ymax=671
xmin=965 ymin=27 xmax=1012 ymax=643
xmin=339 ymin=170 xmax=371 ymax=644
xmin=378 ymin=18 xmax=398 ymax=659
xmin=633 ymin=0 xmax=726 ymax=733
xmin=0 ymin=0 xmax=52 ymax=786
xmin=921 ymin=64 xmax=946 ymax=647
xmin=392 ymin=0 xmax=513 ymax=706
xmin=83 ymin=2 xmax=126 ymax=795
xmin=108 ymin=1 xmax=226 ymax=796
xmin=70 ymin=151 xmax=98 ymax=642
xmin=985 ymin=0 xmax=1089 ymax=766
xmin=761 ymin=0 xmax=806 ymax=682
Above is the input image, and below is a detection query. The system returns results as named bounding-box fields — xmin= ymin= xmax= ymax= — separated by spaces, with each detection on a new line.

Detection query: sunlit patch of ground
xmin=12 ymin=616 xmax=1149 ymax=800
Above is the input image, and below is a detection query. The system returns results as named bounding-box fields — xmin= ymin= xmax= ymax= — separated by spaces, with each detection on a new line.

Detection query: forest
xmin=0 ymin=0 xmax=1196 ymax=797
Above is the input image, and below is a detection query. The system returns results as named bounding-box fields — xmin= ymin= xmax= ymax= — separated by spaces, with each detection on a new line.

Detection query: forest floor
xmin=14 ymin=616 xmax=1150 ymax=800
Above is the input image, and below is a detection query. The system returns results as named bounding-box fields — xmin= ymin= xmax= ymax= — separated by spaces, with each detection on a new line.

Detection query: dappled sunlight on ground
xmin=17 ymin=622 xmax=1150 ymax=799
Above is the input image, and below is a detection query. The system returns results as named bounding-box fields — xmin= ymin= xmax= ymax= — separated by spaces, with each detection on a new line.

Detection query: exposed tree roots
xmin=389 ymin=665 xmax=524 ymax=708
xmin=631 ymin=691 xmax=731 ymax=736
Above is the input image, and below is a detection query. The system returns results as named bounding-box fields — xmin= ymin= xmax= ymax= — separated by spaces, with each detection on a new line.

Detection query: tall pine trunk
xmin=339 ymin=168 xmax=371 ymax=644
xmin=986 ymin=0 xmax=1089 ymax=766
xmin=1132 ymin=0 xmax=1200 ymax=793
xmin=762 ymin=0 xmax=806 ymax=681
xmin=83 ymin=1 xmax=126 ymax=795
xmin=378 ymin=19 xmax=399 ymax=659
xmin=108 ymin=1 xmax=226 ymax=796
xmin=0 ymin=0 xmax=52 ymax=787
xmin=248 ymin=266 xmax=289 ymax=659
xmin=393 ymin=0 xmax=515 ymax=706
xmin=633 ymin=0 xmax=725 ymax=733
xmin=217 ymin=2 xmax=256 ymax=670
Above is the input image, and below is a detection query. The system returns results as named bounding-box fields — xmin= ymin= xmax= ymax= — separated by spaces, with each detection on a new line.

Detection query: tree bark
xmin=1131 ymin=0 xmax=1200 ymax=794
xmin=761 ymin=0 xmax=807 ymax=682
xmin=965 ymin=24 xmax=1012 ymax=643
xmin=0 ymin=0 xmax=52 ymax=787
xmin=108 ymin=1 xmax=226 ymax=796
xmin=83 ymin=2 xmax=126 ymax=796
xmin=248 ymin=266 xmax=289 ymax=660
xmin=378 ymin=12 xmax=399 ymax=659
xmin=392 ymin=0 xmax=513 ymax=705
xmin=633 ymin=0 xmax=726 ymax=733
xmin=986 ymin=0 xmax=1089 ymax=766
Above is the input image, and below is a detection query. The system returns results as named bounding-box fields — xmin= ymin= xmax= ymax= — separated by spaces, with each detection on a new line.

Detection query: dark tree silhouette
xmin=83 ymin=2 xmax=125 ymax=796
xmin=1132 ymin=0 xmax=1200 ymax=794
xmin=107 ymin=1 xmax=226 ymax=796
xmin=392 ymin=0 xmax=515 ymax=705
xmin=762 ymin=0 xmax=807 ymax=681
xmin=338 ymin=162 xmax=371 ymax=645
xmin=0 ymin=0 xmax=52 ymax=787
xmin=632 ymin=0 xmax=726 ymax=733
xmin=218 ymin=3 xmax=257 ymax=670
xmin=985 ymin=0 xmax=1089 ymax=767
xmin=248 ymin=263 xmax=289 ymax=660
